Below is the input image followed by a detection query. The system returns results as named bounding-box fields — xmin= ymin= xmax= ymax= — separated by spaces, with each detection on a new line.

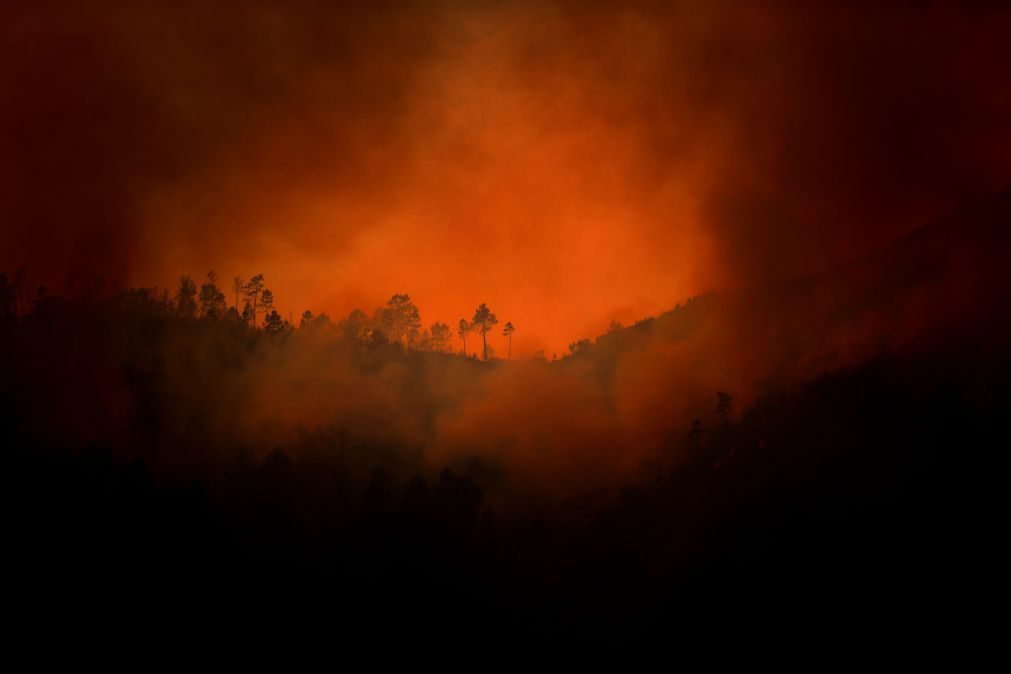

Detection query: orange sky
xmin=132 ymin=4 xmax=722 ymax=357
xmin=3 ymin=1 xmax=1010 ymax=355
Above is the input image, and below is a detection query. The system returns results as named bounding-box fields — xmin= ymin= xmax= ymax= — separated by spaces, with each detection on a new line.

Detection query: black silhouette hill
xmin=581 ymin=187 xmax=1011 ymax=393
xmin=2 ymin=189 xmax=1008 ymax=648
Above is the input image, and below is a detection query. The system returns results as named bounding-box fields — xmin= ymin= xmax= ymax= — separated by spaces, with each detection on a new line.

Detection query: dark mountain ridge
xmin=582 ymin=187 xmax=1011 ymax=396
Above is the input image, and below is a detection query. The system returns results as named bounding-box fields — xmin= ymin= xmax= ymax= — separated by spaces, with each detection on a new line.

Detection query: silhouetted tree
xmin=176 ymin=276 xmax=197 ymax=319
xmin=716 ymin=392 xmax=734 ymax=426
xmin=340 ymin=310 xmax=367 ymax=341
xmin=471 ymin=303 xmax=498 ymax=361
xmin=300 ymin=310 xmax=314 ymax=330
xmin=313 ymin=313 xmax=331 ymax=330
xmin=199 ymin=271 xmax=227 ymax=319
xmin=381 ymin=294 xmax=421 ymax=347
xmin=569 ymin=339 xmax=590 ymax=355
xmin=231 ymin=276 xmax=244 ymax=310
xmin=364 ymin=327 xmax=390 ymax=350
xmin=457 ymin=319 xmax=471 ymax=356
xmin=260 ymin=288 xmax=275 ymax=324
xmin=429 ymin=322 xmax=451 ymax=352
xmin=264 ymin=310 xmax=284 ymax=333
xmin=242 ymin=274 xmax=265 ymax=329
xmin=502 ymin=321 xmax=515 ymax=359
xmin=241 ymin=300 xmax=254 ymax=326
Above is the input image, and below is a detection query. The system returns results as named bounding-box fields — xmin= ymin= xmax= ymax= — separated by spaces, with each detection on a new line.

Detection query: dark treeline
xmin=0 ymin=267 xmax=517 ymax=359
xmin=1 ymin=283 xmax=1002 ymax=647
xmin=2 ymin=192 xmax=1009 ymax=646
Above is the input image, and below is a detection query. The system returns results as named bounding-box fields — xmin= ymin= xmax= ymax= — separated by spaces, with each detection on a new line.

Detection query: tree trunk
xmin=482 ymin=330 xmax=487 ymax=361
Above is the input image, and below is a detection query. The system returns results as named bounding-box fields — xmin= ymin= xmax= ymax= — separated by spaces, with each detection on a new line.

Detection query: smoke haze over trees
xmin=2 ymin=0 xmax=1010 ymax=652
xmin=3 ymin=1 xmax=1010 ymax=357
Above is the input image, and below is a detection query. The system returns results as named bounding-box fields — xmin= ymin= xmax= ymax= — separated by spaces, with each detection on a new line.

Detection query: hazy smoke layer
xmin=2 ymin=1 xmax=1010 ymax=355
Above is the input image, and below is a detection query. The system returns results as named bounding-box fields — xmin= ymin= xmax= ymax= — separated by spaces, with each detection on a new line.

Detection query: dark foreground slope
xmin=584 ymin=188 xmax=1011 ymax=395
xmin=2 ymin=191 xmax=1009 ymax=647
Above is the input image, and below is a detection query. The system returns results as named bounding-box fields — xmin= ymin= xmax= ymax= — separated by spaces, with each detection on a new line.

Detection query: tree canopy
xmin=471 ymin=303 xmax=498 ymax=361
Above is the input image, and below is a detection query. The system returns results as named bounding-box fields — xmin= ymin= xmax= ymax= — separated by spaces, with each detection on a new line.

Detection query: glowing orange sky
xmin=3 ymin=1 xmax=1010 ymax=356
xmin=133 ymin=5 xmax=722 ymax=357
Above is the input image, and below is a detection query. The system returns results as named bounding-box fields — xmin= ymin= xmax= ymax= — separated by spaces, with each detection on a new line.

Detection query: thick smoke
xmin=2 ymin=0 xmax=1009 ymax=355
xmin=9 ymin=178 xmax=1006 ymax=507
